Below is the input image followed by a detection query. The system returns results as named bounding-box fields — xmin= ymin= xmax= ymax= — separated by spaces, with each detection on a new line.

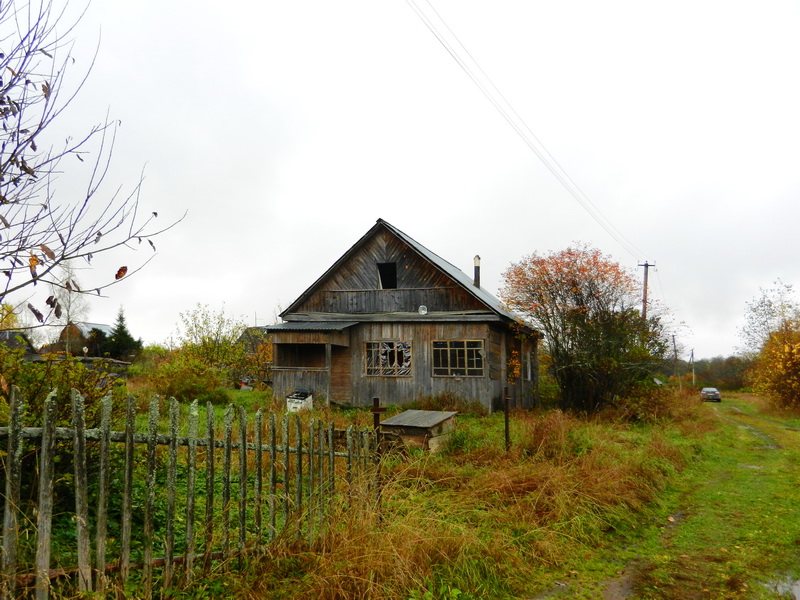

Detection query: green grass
xmin=543 ymin=392 xmax=800 ymax=599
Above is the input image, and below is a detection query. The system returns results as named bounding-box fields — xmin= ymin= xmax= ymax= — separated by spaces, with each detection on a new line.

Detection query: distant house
xmin=0 ymin=329 xmax=38 ymax=358
xmin=51 ymin=321 xmax=114 ymax=355
xmin=266 ymin=219 xmax=539 ymax=412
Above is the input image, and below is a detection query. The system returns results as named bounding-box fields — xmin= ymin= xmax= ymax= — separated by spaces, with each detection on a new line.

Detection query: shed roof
xmin=380 ymin=409 xmax=458 ymax=429
xmin=265 ymin=321 xmax=358 ymax=332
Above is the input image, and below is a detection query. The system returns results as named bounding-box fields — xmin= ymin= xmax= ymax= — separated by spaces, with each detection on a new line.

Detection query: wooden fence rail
xmin=0 ymin=386 xmax=378 ymax=599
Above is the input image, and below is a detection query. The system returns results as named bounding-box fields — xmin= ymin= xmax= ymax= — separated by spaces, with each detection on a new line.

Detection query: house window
xmin=377 ymin=262 xmax=397 ymax=289
xmin=433 ymin=340 xmax=485 ymax=377
xmin=365 ymin=341 xmax=411 ymax=376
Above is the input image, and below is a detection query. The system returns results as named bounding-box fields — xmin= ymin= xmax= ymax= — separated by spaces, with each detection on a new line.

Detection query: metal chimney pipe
xmin=473 ymin=255 xmax=481 ymax=287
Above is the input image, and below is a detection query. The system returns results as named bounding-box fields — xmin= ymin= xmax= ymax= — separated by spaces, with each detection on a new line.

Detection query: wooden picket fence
xmin=0 ymin=387 xmax=378 ymax=599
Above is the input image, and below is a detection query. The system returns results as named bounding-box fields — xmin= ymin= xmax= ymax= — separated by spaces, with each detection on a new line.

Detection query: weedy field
xmin=34 ymin=389 xmax=800 ymax=600
xmin=146 ymin=387 xmax=764 ymax=600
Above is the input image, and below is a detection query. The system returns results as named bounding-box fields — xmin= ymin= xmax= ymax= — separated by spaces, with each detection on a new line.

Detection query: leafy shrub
xmin=0 ymin=345 xmax=125 ymax=427
xmin=615 ymin=384 xmax=699 ymax=423
xmin=135 ymin=349 xmax=229 ymax=402
xmin=751 ymin=329 xmax=800 ymax=409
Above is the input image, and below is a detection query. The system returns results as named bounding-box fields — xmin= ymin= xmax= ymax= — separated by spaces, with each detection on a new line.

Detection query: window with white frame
xmin=432 ymin=340 xmax=485 ymax=377
xmin=365 ymin=341 xmax=412 ymax=376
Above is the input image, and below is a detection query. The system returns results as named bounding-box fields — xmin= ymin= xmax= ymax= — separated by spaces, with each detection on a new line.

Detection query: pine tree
xmin=104 ymin=308 xmax=143 ymax=360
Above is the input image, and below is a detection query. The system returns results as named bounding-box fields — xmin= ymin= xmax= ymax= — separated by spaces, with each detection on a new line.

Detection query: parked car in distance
xmin=700 ymin=387 xmax=721 ymax=402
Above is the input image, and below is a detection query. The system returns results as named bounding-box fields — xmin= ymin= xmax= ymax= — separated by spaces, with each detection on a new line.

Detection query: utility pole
xmin=639 ymin=261 xmax=654 ymax=320
xmin=673 ymin=334 xmax=682 ymax=390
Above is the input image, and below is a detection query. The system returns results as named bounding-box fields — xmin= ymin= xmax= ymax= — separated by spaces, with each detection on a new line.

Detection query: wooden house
xmin=266 ymin=219 xmax=539 ymax=411
xmin=54 ymin=321 xmax=114 ymax=355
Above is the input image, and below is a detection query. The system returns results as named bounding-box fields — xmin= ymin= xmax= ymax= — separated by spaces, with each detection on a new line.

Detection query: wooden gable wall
xmin=292 ymin=229 xmax=485 ymax=314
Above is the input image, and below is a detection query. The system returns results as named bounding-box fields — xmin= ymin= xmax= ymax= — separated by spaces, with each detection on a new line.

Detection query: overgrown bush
xmin=0 ymin=345 xmax=125 ymax=427
xmin=751 ymin=329 xmax=800 ymax=409
xmin=0 ymin=345 xmax=128 ymax=514
xmin=132 ymin=348 xmax=229 ymax=402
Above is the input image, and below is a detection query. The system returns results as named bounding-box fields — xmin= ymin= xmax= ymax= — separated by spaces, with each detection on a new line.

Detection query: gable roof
xmin=71 ymin=322 xmax=114 ymax=338
xmin=281 ymin=218 xmax=531 ymax=328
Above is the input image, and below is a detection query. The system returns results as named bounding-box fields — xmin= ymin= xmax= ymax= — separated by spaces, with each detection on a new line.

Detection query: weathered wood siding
xmin=348 ymin=322 xmax=506 ymax=411
xmin=272 ymin=370 xmax=328 ymax=403
xmin=293 ymin=230 xmax=484 ymax=314
xmin=329 ymin=346 xmax=352 ymax=404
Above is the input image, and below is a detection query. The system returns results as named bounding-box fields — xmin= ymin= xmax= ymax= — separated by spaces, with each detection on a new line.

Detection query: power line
xmin=405 ymin=0 xmax=648 ymax=261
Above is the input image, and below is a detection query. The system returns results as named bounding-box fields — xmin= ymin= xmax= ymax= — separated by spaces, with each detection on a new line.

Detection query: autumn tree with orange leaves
xmin=500 ymin=244 xmax=668 ymax=412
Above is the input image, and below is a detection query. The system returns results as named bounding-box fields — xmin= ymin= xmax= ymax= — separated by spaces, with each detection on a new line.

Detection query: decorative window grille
xmin=365 ymin=341 xmax=412 ymax=376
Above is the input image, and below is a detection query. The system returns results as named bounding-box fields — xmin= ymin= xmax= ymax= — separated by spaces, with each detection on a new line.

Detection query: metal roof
xmin=72 ymin=322 xmax=114 ymax=337
xmin=264 ymin=321 xmax=359 ymax=332
xmin=380 ymin=409 xmax=458 ymax=429
xmin=378 ymin=219 xmax=525 ymax=324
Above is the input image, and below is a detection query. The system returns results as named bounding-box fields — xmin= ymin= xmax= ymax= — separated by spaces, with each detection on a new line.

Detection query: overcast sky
xmin=12 ymin=0 xmax=800 ymax=359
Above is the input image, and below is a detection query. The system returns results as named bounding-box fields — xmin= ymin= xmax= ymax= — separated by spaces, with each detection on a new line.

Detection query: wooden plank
xmin=307 ymin=418 xmax=316 ymax=543
xmin=204 ymin=402 xmax=215 ymax=568
xmin=120 ymin=395 xmax=136 ymax=582
xmin=185 ymin=400 xmax=199 ymax=583
xmin=70 ymin=390 xmax=92 ymax=592
xmin=95 ymin=395 xmax=112 ymax=593
xmin=2 ymin=386 xmax=24 ymax=599
xmin=222 ymin=405 xmax=233 ymax=557
xmin=34 ymin=390 xmax=57 ymax=600
xmin=238 ymin=406 xmax=248 ymax=563
xmin=295 ymin=414 xmax=303 ymax=540
xmin=269 ymin=413 xmax=277 ymax=542
xmin=143 ymin=396 xmax=160 ymax=599
xmin=164 ymin=398 xmax=179 ymax=588
xmin=254 ymin=409 xmax=263 ymax=545
xmin=282 ymin=414 xmax=290 ymax=529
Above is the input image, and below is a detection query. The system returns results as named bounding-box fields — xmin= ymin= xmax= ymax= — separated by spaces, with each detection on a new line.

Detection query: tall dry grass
xmin=203 ymin=389 xmax=715 ymax=599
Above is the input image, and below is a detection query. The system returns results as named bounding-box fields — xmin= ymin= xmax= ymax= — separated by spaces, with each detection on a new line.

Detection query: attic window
xmin=377 ymin=262 xmax=397 ymax=289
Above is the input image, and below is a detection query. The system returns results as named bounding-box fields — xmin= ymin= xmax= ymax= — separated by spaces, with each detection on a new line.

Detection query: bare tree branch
xmin=0 ymin=0 xmax=183 ymax=322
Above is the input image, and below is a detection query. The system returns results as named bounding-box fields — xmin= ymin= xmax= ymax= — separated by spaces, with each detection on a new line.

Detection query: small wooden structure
xmin=380 ymin=409 xmax=457 ymax=451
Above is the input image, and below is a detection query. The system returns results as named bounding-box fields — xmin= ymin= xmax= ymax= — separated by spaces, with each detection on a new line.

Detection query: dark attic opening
xmin=377 ymin=262 xmax=397 ymax=289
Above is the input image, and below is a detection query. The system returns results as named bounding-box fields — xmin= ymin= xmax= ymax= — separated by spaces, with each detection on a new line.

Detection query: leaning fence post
xmin=71 ymin=389 xmax=92 ymax=593
xmin=185 ymin=400 xmax=199 ymax=584
xmin=295 ymin=414 xmax=303 ymax=540
xmin=269 ymin=412 xmax=277 ymax=542
xmin=204 ymin=402 xmax=216 ymax=569
xmin=307 ymin=418 xmax=316 ymax=543
xmin=222 ymin=405 xmax=234 ymax=558
xmin=346 ymin=425 xmax=354 ymax=487
xmin=282 ymin=413 xmax=290 ymax=531
xmin=120 ymin=394 xmax=136 ymax=583
xmin=2 ymin=386 xmax=25 ymax=599
xmin=34 ymin=390 xmax=58 ymax=600
xmin=164 ymin=398 xmax=180 ymax=588
xmin=254 ymin=409 xmax=264 ymax=545
xmin=238 ymin=406 xmax=248 ymax=566
xmin=95 ymin=395 xmax=112 ymax=593
xmin=327 ymin=421 xmax=335 ymax=497
xmin=143 ymin=396 xmax=161 ymax=599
